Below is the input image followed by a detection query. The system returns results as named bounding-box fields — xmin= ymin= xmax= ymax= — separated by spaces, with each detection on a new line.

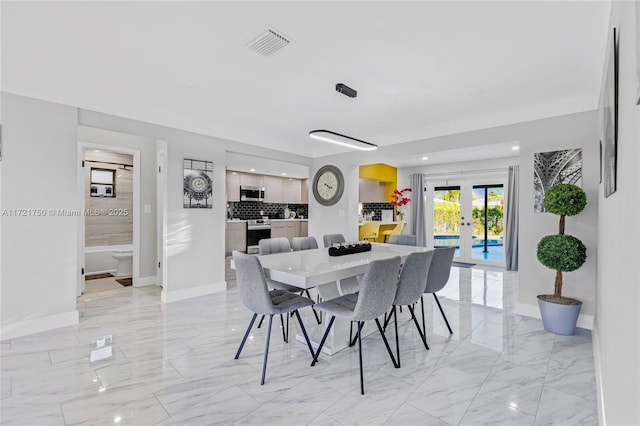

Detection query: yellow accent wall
xmin=359 ymin=163 xmax=397 ymax=202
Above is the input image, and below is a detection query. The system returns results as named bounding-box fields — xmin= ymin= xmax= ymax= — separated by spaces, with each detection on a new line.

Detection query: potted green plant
xmin=536 ymin=183 xmax=587 ymax=335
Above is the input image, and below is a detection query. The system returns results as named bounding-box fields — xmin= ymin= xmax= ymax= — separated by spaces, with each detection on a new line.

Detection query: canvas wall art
xmin=533 ymin=149 xmax=582 ymax=212
xmin=183 ymin=158 xmax=213 ymax=208
xmin=602 ymin=27 xmax=618 ymax=198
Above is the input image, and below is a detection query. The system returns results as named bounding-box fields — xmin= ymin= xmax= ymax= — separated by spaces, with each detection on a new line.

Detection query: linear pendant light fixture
xmin=309 ymin=130 xmax=378 ymax=151
xmin=310 ymin=83 xmax=378 ymax=151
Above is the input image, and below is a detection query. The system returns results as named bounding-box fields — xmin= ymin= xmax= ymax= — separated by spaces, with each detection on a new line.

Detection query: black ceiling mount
xmin=335 ymin=83 xmax=357 ymax=98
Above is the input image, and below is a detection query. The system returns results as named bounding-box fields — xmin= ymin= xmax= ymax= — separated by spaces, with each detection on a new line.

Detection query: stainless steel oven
xmin=246 ymin=219 xmax=271 ymax=254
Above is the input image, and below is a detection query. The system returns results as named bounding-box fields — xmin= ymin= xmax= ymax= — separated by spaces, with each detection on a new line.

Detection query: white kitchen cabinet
xmin=263 ymin=175 xmax=284 ymax=203
xmin=283 ymin=178 xmax=301 ymax=204
xmin=359 ymin=178 xmax=386 ymax=203
xmin=226 ymin=170 xmax=241 ymax=202
xmin=301 ymin=179 xmax=309 ymax=204
xmin=225 ymin=221 xmax=246 ymax=255
xmin=239 ymin=172 xmax=264 ymax=188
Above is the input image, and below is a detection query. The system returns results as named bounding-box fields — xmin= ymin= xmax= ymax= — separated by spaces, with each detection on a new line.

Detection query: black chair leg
xmin=421 ymin=295 xmax=426 ymax=335
xmin=294 ymin=310 xmax=315 ymax=359
xmin=311 ymin=316 xmax=335 ymax=366
xmin=235 ymin=313 xmax=257 ymax=359
xmin=433 ymin=293 xmax=453 ymax=334
xmin=383 ymin=306 xmax=396 ymax=331
xmin=357 ymin=321 xmax=365 ymax=395
xmin=305 ymin=289 xmax=322 ymax=324
xmin=260 ymin=315 xmax=274 ymax=385
xmin=280 ymin=314 xmax=289 ymax=343
xmin=408 ymin=304 xmax=429 ymax=350
xmin=374 ymin=318 xmax=399 ymax=368
xmin=393 ymin=306 xmax=400 ymax=367
xmin=257 ymin=315 xmax=265 ymax=329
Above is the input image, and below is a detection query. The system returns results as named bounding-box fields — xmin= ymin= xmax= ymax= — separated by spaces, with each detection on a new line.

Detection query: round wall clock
xmin=312 ymin=165 xmax=345 ymax=206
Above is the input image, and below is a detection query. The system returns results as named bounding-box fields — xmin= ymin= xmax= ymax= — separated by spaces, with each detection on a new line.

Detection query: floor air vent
xmin=246 ymin=29 xmax=290 ymax=57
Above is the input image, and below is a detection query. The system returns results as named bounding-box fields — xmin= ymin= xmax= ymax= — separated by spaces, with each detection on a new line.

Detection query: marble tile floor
xmin=0 ymin=266 xmax=598 ymax=425
xmin=83 ymin=277 xmax=128 ymax=294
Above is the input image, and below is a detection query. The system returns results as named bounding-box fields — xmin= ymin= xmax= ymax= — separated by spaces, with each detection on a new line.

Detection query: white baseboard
xmin=135 ymin=275 xmax=157 ymax=287
xmin=161 ymin=281 xmax=226 ymax=303
xmin=0 ymin=310 xmax=79 ymax=341
xmin=592 ymin=321 xmax=606 ymax=425
xmin=516 ymin=302 xmax=594 ymax=330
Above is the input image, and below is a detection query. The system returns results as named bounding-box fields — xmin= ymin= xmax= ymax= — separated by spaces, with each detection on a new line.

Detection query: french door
xmin=432 ymin=181 xmax=505 ymax=266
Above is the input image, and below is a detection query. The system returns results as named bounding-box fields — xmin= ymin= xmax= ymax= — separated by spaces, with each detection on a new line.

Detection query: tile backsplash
xmin=361 ymin=202 xmax=395 ymax=221
xmin=228 ymin=202 xmax=308 ymax=220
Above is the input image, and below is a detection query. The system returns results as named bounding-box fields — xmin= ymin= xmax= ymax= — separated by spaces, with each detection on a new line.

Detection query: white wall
xmin=78 ymin=109 xmax=311 ymax=303
xmin=330 ymin=111 xmax=598 ymax=322
xmin=594 ymin=2 xmax=640 ymax=424
xmin=0 ymin=93 xmax=79 ymax=340
xmin=308 ymin=158 xmax=361 ymax=244
xmin=0 ymin=93 xmax=312 ymax=340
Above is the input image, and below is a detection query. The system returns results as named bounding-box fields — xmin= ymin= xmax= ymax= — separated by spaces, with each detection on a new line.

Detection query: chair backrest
xmin=394 ymin=250 xmax=434 ymax=306
xmin=352 ymin=256 xmax=402 ymax=321
xmin=388 ymin=234 xmax=417 ymax=246
xmin=258 ymin=237 xmax=291 ymax=255
xmin=232 ymin=251 xmax=275 ymax=315
xmin=388 ymin=221 xmax=405 ymax=235
xmin=424 ymin=247 xmax=455 ymax=293
xmin=323 ymin=234 xmax=346 ymax=248
xmin=359 ymin=222 xmax=380 ymax=239
xmin=292 ymin=236 xmax=319 ymax=251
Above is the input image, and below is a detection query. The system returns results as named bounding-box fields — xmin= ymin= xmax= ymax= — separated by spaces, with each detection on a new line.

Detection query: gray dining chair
xmin=259 ymin=237 xmax=291 ymax=255
xmin=258 ymin=237 xmax=321 ymax=325
xmin=292 ymin=236 xmax=319 ymax=251
xmin=311 ymin=256 xmax=402 ymax=395
xmin=388 ymin=234 xmax=417 ymax=246
xmin=383 ymin=250 xmax=434 ymax=366
xmin=232 ymin=251 xmax=315 ymax=385
xmin=421 ymin=246 xmax=455 ymax=335
xmin=322 ymin=234 xmax=346 ymax=248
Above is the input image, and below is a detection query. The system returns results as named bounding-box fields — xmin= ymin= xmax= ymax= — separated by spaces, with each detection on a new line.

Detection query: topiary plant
xmin=536 ymin=183 xmax=587 ymax=304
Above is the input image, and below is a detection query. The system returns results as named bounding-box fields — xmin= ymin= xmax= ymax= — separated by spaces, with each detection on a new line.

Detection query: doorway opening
xmin=432 ymin=181 xmax=505 ymax=267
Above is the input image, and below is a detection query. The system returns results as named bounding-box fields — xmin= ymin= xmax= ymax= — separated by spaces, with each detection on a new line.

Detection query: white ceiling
xmin=2 ymin=1 xmax=610 ymax=167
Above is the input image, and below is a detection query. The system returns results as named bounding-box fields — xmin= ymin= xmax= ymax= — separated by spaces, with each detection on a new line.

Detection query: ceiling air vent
xmin=246 ymin=29 xmax=290 ymax=57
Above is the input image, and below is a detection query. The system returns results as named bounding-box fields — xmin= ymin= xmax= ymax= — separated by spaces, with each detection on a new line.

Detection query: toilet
xmin=112 ymin=250 xmax=133 ymax=277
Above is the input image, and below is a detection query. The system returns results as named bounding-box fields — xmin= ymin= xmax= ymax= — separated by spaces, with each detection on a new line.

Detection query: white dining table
xmin=256 ymin=243 xmax=431 ymax=355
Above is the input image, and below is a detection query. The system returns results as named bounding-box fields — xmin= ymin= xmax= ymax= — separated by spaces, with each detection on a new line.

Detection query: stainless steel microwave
xmin=240 ymin=186 xmax=265 ymax=202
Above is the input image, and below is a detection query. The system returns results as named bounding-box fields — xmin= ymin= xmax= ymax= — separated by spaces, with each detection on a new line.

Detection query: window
xmin=90 ymin=168 xmax=116 ymax=197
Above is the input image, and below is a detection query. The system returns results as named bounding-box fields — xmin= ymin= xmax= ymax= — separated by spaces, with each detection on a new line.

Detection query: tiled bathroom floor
xmin=0 ymin=266 xmax=598 ymax=425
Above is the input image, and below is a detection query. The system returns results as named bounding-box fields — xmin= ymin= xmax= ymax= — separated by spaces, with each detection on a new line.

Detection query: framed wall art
xmin=183 ymin=158 xmax=213 ymax=208
xmin=602 ymin=27 xmax=618 ymax=198
xmin=533 ymin=148 xmax=583 ymax=212
xmin=636 ymin=1 xmax=640 ymax=105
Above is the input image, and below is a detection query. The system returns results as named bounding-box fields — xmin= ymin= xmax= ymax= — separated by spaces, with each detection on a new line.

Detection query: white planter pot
xmin=537 ymin=295 xmax=582 ymax=335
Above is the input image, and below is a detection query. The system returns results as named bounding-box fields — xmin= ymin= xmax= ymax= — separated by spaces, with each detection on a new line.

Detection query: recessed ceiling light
xmin=422 ymin=156 xmax=428 ymax=160
xmin=250 ymin=168 xmax=256 ymax=172
xmin=512 ymin=146 xmax=520 ymax=150
xmin=94 ymin=150 xmax=100 ymax=152
xmin=281 ymin=173 xmax=287 ymax=176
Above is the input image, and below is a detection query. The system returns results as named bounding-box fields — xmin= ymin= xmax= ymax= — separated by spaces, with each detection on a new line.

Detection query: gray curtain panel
xmin=505 ymin=165 xmax=519 ymax=271
xmin=409 ymin=173 xmax=427 ymax=247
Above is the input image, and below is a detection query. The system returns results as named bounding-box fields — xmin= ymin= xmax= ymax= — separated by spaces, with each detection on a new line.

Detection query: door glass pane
xmin=433 ymin=187 xmax=460 ymax=257
xmin=471 ymin=185 xmax=504 ymax=261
